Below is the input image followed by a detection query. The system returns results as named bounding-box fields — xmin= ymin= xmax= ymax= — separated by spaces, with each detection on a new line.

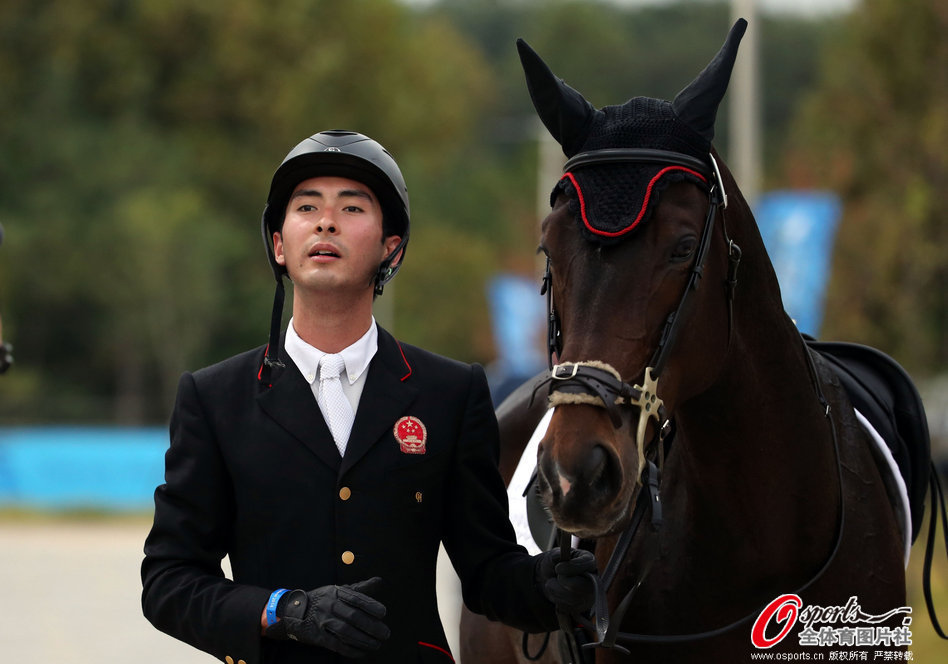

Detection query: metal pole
xmin=729 ymin=0 xmax=761 ymax=208
xmin=537 ymin=120 xmax=565 ymax=275
xmin=537 ymin=120 xmax=565 ymax=224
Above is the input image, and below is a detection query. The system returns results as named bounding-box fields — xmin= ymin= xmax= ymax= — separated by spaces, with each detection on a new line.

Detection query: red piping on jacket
xmin=396 ymin=340 xmax=412 ymax=382
xmin=257 ymin=344 xmax=271 ymax=386
xmin=418 ymin=641 xmax=454 ymax=661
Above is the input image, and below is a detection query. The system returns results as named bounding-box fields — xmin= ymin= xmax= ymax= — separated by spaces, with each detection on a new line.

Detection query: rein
xmin=537 ymin=338 xmax=847 ymax=663
xmin=531 ymin=148 xmax=849 ymax=661
xmin=589 ymin=343 xmax=844 ymax=648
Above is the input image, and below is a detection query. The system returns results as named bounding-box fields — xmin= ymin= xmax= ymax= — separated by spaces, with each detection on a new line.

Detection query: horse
xmin=459 ymin=19 xmax=925 ymax=663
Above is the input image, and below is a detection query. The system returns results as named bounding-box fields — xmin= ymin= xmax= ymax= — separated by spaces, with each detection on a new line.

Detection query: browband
xmin=563 ymin=148 xmax=713 ymax=180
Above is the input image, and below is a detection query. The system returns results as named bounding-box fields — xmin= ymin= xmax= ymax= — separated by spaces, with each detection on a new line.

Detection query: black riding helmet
xmin=261 ymin=129 xmax=410 ymax=286
xmin=258 ymin=130 xmax=410 ymax=384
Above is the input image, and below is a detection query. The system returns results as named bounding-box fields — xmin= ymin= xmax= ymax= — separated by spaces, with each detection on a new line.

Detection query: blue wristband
xmin=266 ymin=588 xmax=289 ymax=627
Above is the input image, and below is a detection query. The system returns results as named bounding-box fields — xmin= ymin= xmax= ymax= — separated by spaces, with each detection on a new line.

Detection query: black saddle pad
xmin=806 ymin=340 xmax=931 ymax=541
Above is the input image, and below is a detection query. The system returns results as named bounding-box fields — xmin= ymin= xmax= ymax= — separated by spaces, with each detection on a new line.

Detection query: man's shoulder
xmin=191 ymin=345 xmax=267 ymax=384
xmin=384 ymin=333 xmax=476 ymax=381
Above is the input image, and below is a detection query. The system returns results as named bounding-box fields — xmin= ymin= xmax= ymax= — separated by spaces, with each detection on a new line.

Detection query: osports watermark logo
xmin=751 ymin=594 xmax=912 ymax=650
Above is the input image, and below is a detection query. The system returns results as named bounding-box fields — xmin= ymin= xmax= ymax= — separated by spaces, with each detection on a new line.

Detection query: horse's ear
xmin=517 ymin=38 xmax=598 ymax=157
xmin=672 ymin=19 xmax=747 ymax=144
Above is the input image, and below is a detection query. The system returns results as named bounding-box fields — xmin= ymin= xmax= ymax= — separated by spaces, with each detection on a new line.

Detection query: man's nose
xmin=315 ymin=212 xmax=338 ymax=234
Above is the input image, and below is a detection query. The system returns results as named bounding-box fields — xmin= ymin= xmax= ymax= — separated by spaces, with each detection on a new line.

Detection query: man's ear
xmin=273 ymin=231 xmax=286 ymax=266
xmin=383 ymin=235 xmax=403 ymax=266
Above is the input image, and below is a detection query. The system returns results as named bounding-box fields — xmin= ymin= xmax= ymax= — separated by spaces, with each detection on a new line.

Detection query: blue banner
xmin=485 ymin=274 xmax=546 ymax=403
xmin=755 ymin=191 xmax=842 ymax=337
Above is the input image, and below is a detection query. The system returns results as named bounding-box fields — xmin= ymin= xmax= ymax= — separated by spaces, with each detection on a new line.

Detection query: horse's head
xmin=520 ymin=20 xmax=748 ymax=538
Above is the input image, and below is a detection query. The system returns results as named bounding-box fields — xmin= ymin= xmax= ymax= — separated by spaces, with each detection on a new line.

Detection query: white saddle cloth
xmin=507 ymin=408 xmax=912 ymax=565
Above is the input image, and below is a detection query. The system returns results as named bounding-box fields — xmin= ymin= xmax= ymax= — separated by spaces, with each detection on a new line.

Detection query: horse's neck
xmin=677 ymin=215 xmax=839 ymax=494
xmin=668 ymin=313 xmax=840 ymax=570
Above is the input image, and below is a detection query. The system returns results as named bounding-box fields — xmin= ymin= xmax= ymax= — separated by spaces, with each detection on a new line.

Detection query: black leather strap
xmin=280 ymin=589 xmax=308 ymax=621
xmin=564 ymin=148 xmax=712 ymax=179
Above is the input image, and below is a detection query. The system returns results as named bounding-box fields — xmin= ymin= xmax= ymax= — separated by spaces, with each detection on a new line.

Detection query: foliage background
xmin=0 ymin=0 xmax=944 ymax=425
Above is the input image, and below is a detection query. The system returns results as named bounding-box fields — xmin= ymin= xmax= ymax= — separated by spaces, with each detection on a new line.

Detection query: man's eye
xmin=344 ymin=205 xmax=364 ymax=213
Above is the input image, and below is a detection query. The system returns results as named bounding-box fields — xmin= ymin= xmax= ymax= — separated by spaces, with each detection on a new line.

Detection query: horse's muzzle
xmin=537 ymin=419 xmax=627 ymax=536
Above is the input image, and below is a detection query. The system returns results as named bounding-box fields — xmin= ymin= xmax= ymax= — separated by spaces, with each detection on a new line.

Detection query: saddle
xmin=806 ymin=339 xmax=931 ymax=542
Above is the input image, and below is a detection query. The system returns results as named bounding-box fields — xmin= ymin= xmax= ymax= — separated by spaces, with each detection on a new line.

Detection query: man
xmin=141 ymin=130 xmax=594 ymax=663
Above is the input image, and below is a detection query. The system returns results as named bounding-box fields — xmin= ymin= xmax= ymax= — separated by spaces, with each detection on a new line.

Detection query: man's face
xmin=273 ymin=176 xmax=401 ymax=297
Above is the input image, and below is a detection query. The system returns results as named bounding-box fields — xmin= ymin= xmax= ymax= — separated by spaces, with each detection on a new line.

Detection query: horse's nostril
xmin=582 ymin=445 xmax=608 ymax=484
xmin=538 ymin=438 xmax=620 ymax=505
xmin=577 ymin=443 xmax=623 ymax=502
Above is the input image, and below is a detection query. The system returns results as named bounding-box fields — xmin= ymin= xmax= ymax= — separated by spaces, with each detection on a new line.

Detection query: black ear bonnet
xmin=518 ymin=20 xmax=746 ymax=244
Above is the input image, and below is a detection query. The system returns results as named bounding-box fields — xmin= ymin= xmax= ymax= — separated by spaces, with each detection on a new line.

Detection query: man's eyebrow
xmin=338 ymin=189 xmax=374 ymax=202
xmin=290 ymin=189 xmax=324 ymax=200
xmin=290 ymin=188 xmax=374 ymax=202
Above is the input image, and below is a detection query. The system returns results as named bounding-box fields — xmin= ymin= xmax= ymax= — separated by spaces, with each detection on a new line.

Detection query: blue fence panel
xmin=0 ymin=427 xmax=167 ymax=511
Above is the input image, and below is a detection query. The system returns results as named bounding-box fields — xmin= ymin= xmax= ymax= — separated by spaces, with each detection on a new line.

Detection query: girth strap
xmin=922 ymin=465 xmax=948 ymax=638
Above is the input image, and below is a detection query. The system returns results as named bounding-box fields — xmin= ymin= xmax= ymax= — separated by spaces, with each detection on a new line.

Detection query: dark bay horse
xmin=460 ymin=19 xmax=914 ymax=663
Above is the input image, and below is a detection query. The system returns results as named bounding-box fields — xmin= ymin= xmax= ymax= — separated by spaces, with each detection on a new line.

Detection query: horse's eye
xmin=671 ymin=237 xmax=697 ymax=261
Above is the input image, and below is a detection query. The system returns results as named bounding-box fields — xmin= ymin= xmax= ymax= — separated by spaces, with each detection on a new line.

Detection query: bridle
xmin=528 ymin=148 xmax=845 ymax=663
xmin=538 ymin=148 xmax=741 ymax=475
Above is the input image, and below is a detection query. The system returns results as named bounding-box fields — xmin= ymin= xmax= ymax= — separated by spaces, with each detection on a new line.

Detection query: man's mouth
xmin=309 ymin=244 xmax=341 ymax=259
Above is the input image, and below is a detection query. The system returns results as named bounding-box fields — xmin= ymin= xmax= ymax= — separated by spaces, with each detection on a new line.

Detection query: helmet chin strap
xmin=374 ymin=235 xmax=409 ymax=296
xmin=259 ymin=206 xmax=286 ymax=386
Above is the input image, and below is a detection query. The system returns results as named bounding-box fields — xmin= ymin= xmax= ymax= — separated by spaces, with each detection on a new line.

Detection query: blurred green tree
xmin=0 ymin=0 xmax=846 ymax=422
xmin=782 ymin=0 xmax=948 ymax=375
xmin=0 ymin=0 xmax=494 ymax=422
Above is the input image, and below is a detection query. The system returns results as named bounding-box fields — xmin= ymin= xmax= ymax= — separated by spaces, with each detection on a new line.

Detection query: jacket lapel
xmin=340 ymin=327 xmax=418 ymax=476
xmin=256 ymin=339 xmax=342 ymax=473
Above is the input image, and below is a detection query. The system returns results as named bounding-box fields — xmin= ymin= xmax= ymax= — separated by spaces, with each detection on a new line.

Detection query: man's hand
xmin=536 ymin=548 xmax=597 ymax=615
xmin=265 ymin=577 xmax=390 ymax=658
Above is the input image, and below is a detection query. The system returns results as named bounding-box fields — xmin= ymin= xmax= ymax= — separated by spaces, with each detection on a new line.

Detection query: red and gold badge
xmin=394 ymin=416 xmax=427 ymax=454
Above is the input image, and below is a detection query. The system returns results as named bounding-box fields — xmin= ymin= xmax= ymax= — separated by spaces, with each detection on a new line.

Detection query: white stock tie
xmin=318 ymin=354 xmax=354 ymax=456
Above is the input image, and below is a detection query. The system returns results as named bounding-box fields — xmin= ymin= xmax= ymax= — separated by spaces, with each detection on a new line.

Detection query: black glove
xmin=536 ymin=548 xmax=597 ymax=615
xmin=265 ymin=577 xmax=390 ymax=657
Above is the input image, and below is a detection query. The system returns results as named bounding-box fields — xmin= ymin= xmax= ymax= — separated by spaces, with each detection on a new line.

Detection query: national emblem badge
xmin=394 ymin=416 xmax=427 ymax=454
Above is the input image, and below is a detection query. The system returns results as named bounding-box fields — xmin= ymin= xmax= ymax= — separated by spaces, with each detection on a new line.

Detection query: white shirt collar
xmin=284 ymin=317 xmax=378 ymax=386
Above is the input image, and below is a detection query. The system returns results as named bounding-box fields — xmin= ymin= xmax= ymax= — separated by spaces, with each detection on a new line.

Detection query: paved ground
xmin=0 ymin=517 xmax=463 ymax=663
xmin=3 ymin=516 xmax=944 ymax=662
